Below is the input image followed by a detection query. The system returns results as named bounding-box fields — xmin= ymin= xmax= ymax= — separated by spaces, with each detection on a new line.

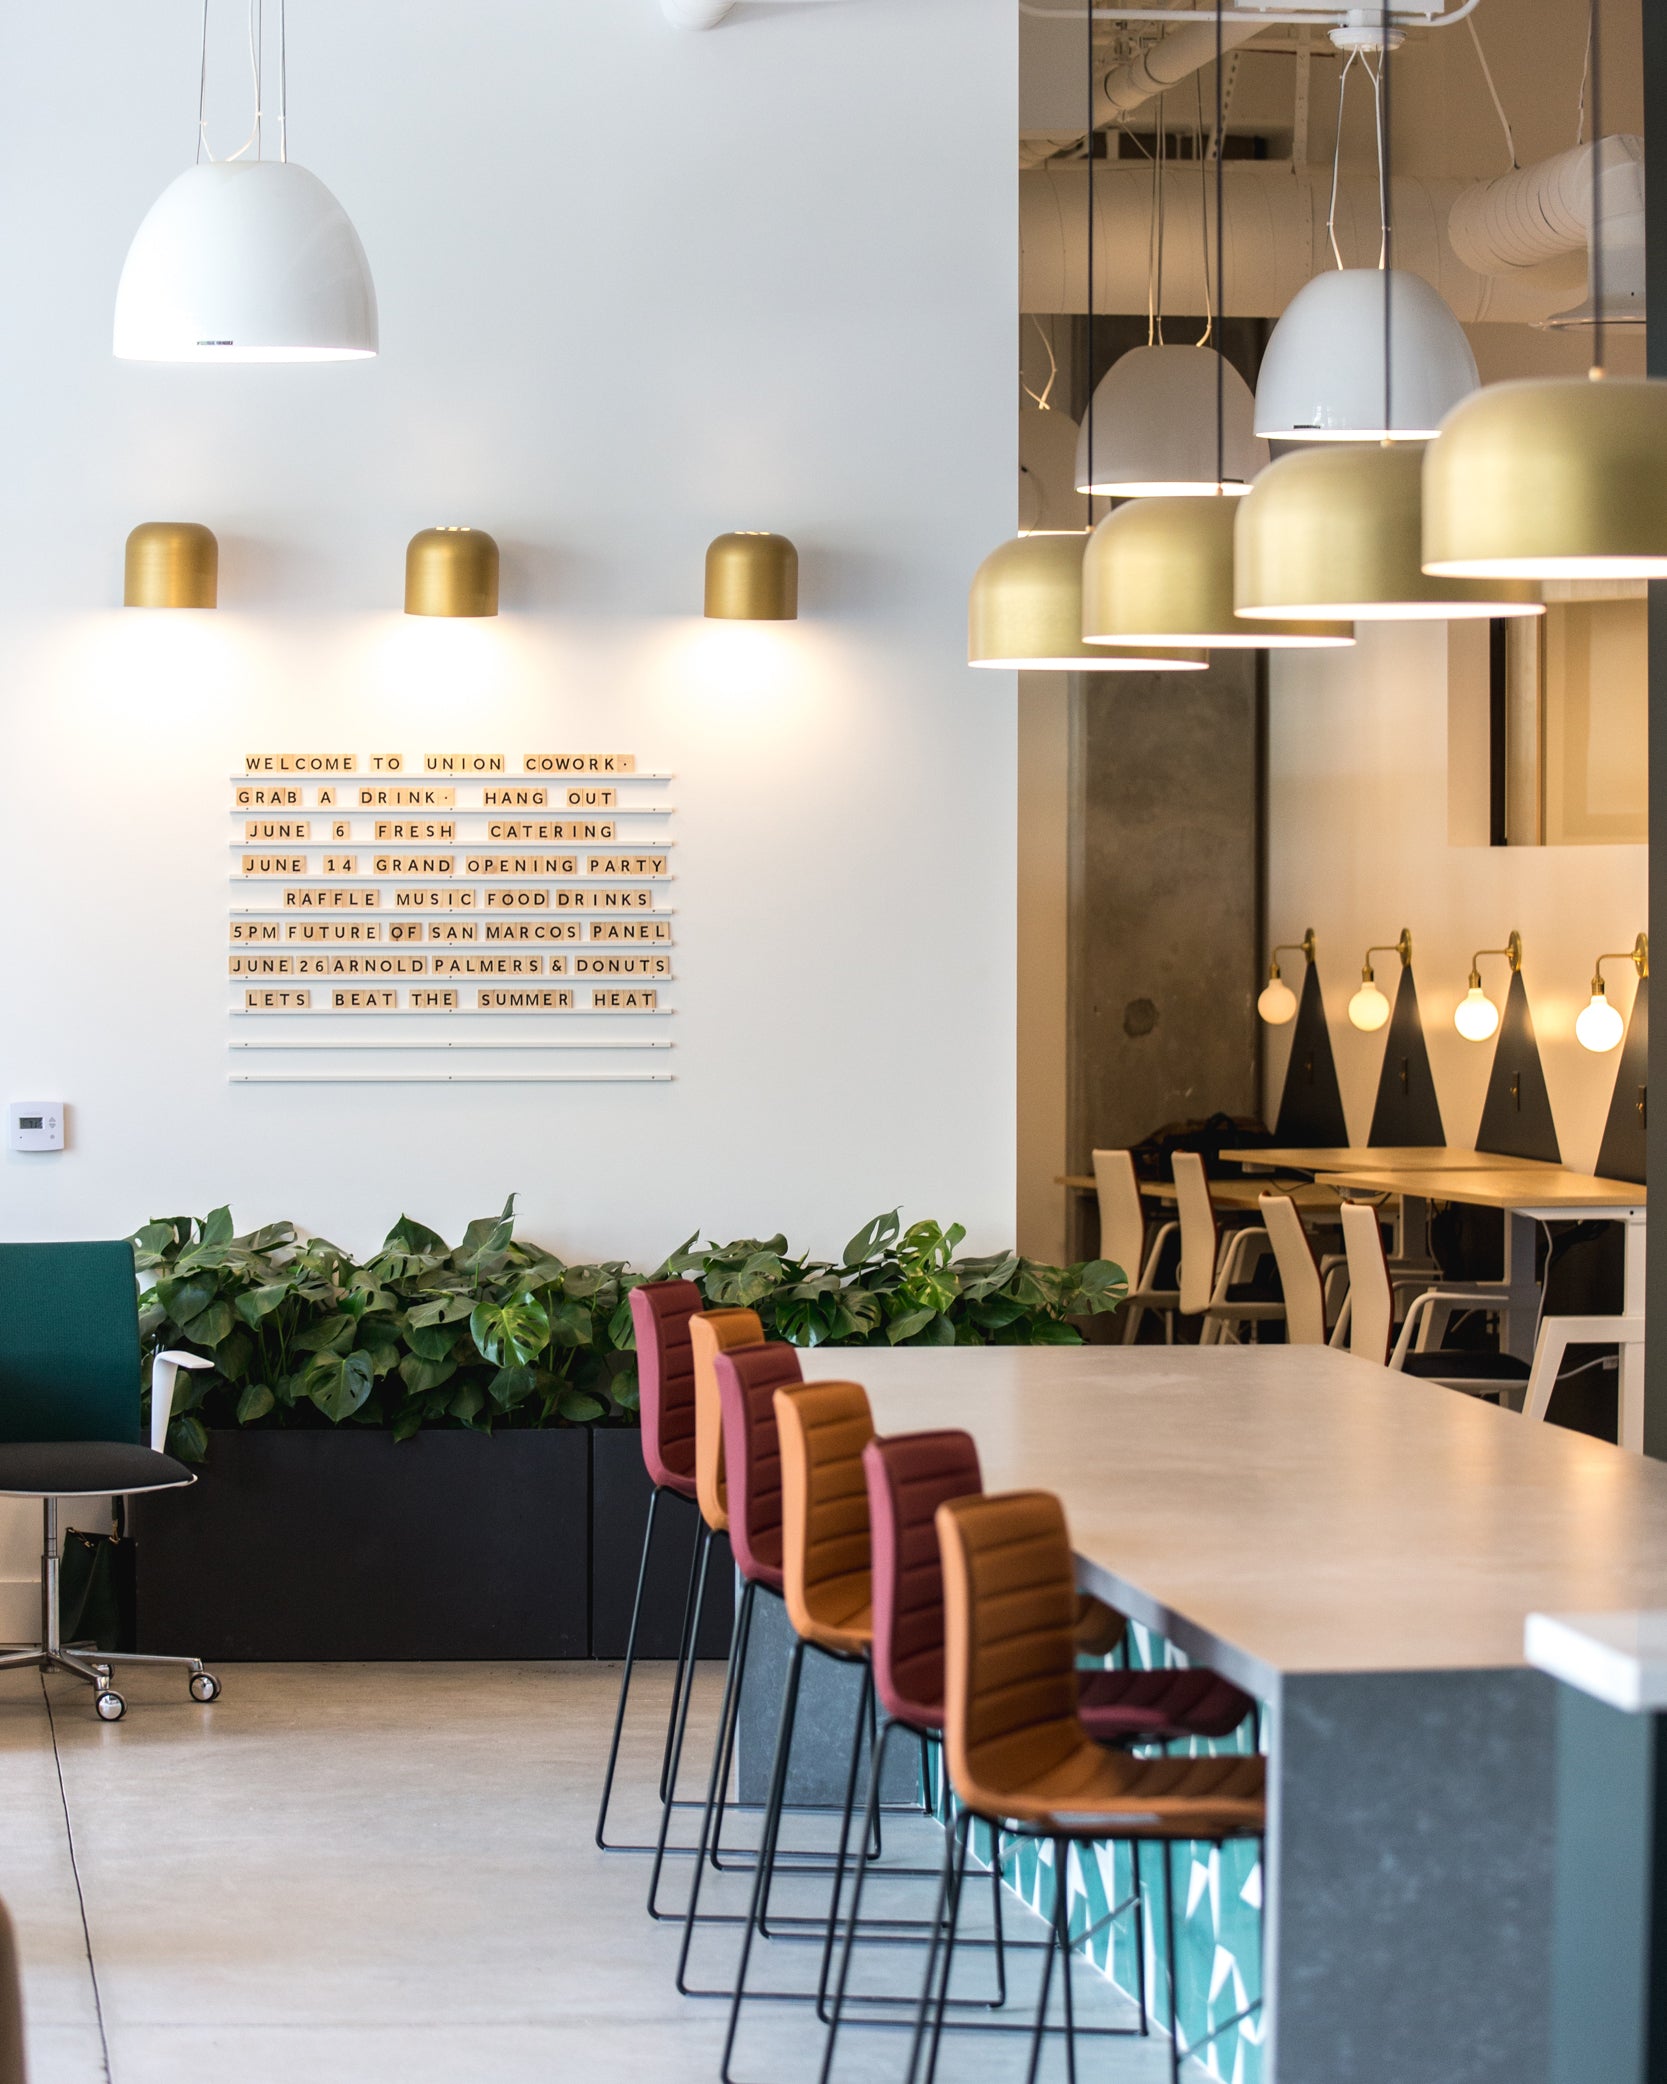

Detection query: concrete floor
xmin=0 ymin=1659 xmax=1183 ymax=2084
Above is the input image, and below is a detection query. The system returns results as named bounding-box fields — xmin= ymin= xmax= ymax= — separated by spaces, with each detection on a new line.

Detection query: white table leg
xmin=1619 ymin=1212 xmax=1648 ymax=1453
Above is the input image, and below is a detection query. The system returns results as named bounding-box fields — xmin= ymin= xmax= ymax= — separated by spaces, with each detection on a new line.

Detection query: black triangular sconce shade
xmin=1596 ymin=976 xmax=1647 ymax=1185
xmin=1273 ymin=963 xmax=1348 ymax=1144
xmin=1368 ymin=967 xmax=1445 ymax=1146
xmin=1476 ymin=968 xmax=1561 ymax=1163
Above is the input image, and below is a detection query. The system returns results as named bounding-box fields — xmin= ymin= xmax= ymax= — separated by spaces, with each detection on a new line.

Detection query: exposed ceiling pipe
xmin=1021 ymin=161 xmax=1587 ymax=322
xmin=1448 ymin=135 xmax=1646 ymax=327
xmin=1095 ymin=18 xmax=1266 ymax=124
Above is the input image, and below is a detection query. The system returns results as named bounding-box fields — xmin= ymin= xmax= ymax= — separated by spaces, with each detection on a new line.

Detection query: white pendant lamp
xmin=1076 ymin=346 xmax=1268 ymax=497
xmin=1235 ymin=444 xmax=1542 ymax=621
xmin=115 ymin=4 xmax=376 ymax=364
xmin=1255 ymin=270 xmax=1477 ymax=442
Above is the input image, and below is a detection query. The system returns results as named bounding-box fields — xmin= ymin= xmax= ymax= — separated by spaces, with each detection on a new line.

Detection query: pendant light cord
xmin=1214 ymin=0 xmax=1224 ymax=490
xmin=1195 ymin=73 xmax=1214 ymax=346
xmin=1588 ymin=0 xmax=1604 ymax=376
xmin=1325 ymin=51 xmax=1355 ymax=269
xmin=1381 ymin=3 xmax=1393 ymax=437
xmin=1086 ymin=0 xmax=1095 ymax=516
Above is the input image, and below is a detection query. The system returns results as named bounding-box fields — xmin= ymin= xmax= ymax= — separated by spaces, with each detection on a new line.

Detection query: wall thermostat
xmin=10 ymin=1103 xmax=65 ymax=1152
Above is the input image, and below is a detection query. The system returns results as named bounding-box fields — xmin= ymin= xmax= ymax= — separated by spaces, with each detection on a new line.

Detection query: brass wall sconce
xmin=1577 ymin=933 xmax=1648 ymax=1054
xmin=1349 ymin=928 xmax=1412 ymax=1033
xmin=1454 ymin=930 xmax=1522 ymax=1043
xmin=1257 ymin=929 xmax=1315 ymax=1027
xmin=405 ymin=527 xmax=499 ymax=617
xmin=124 ymin=521 xmax=218 ymax=608
xmin=704 ymin=531 xmax=798 ymax=621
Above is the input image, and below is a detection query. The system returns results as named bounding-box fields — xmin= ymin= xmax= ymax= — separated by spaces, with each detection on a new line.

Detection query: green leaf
xmin=487 ymin=1363 xmax=541 ymax=1412
xmin=156 ymin=1273 xmax=217 ymax=1327
xmin=391 ymin=1408 xmax=424 ymax=1443
xmin=383 ymin=1213 xmax=450 ymax=1256
xmin=469 ymin=1291 xmax=551 ymax=1369
xmin=168 ymin=1414 xmax=208 ymax=1463
xmin=886 ymin=1305 xmax=936 ymax=1345
xmin=556 ymin=1387 xmax=606 ymax=1424
xmin=399 ymin=1352 xmax=457 ymax=1395
xmin=234 ymin=1282 xmax=295 ymax=1327
xmin=406 ymin=1294 xmax=474 ymax=1331
xmin=303 ymin=1349 xmax=375 ymax=1424
xmin=404 ymin=1320 xmax=462 ymax=1362
xmin=190 ymin=1300 xmax=237 ymax=1349
xmin=1026 ymin=1317 xmax=1083 ymax=1346
xmin=292 ymin=1314 xmax=357 ymax=1356
xmin=449 ymin=1381 xmax=486 ymax=1425
xmin=235 ymin=1382 xmax=276 ymax=1425
xmin=199 ymin=1205 xmax=234 ymax=1248
xmin=842 ymin=1210 xmax=900 ymax=1268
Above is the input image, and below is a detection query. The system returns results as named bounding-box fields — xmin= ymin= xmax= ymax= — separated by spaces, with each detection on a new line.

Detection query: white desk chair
xmin=1339 ymin=1202 xmax=1530 ymax=1399
xmin=1258 ymin=1192 xmax=1340 ymax=1347
xmin=1091 ymin=1149 xmax=1178 ymax=1344
xmin=1173 ymin=1152 xmax=1284 ymax=1344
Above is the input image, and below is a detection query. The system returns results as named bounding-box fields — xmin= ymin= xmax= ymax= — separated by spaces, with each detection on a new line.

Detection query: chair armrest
xmin=1138 ymin=1220 xmax=1178 ymax=1293
xmin=151 ymin=1350 xmax=215 ymax=1453
xmin=1389 ymin=1293 xmax=1503 ymax=1373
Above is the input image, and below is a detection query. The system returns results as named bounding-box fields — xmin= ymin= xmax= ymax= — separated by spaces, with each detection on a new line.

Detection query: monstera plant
xmin=131 ymin=1201 xmax=1125 ymax=1461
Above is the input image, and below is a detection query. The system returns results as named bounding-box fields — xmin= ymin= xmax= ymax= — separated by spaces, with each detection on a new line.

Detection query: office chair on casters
xmin=0 ymin=1242 xmax=221 ymax=1721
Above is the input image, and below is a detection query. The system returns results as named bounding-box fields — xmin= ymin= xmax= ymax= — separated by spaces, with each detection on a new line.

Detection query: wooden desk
xmin=1221 ymin=1145 xmax=1562 ymax=1175
xmin=1320 ymin=1163 xmax=1647 ymax=1450
xmin=1055 ymin=1173 xmax=1343 ymax=1215
xmin=797 ymin=1343 xmax=1662 ymax=2081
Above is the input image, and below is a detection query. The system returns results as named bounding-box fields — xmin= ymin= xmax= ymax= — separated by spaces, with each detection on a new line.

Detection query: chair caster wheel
xmin=189 ymin=1672 xmax=221 ymax=1704
xmin=95 ymin=1691 xmax=126 ymax=1722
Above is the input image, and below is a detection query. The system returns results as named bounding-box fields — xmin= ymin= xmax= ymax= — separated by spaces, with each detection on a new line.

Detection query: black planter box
xmin=130 ymin=1427 xmax=590 ymax=1661
xmin=591 ymin=1427 xmax=733 ymax=1659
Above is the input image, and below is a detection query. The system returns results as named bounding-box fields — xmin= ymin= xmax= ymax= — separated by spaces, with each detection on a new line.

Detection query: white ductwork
xmin=1095 ymin=19 xmax=1266 ymax=123
xmin=1448 ymin=135 xmax=1645 ymax=327
xmin=1021 ymin=162 xmax=1587 ymax=322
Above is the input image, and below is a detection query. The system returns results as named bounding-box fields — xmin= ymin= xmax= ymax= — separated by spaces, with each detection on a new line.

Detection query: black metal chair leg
xmin=1133 ymin=1838 xmax=1150 ymax=2035
xmin=595 ymin=1485 xmax=674 ymax=1851
xmin=719 ymin=1638 xmax=806 ymax=2084
xmin=817 ymin=1714 xmax=898 ymax=2076
xmin=904 ymin=1809 xmax=961 ymax=2084
xmin=922 ymin=1813 xmax=972 ymax=2084
xmin=803 ymin=1661 xmax=873 ymax=1978
xmin=1057 ymin=1840 xmax=1078 ymax=2084
xmin=1022 ymin=1838 xmax=1061 ymax=2084
xmin=1163 ymin=1836 xmax=1182 ymax=2084
xmin=645 ymin=1524 xmax=714 ymax=1919
xmin=675 ymin=1579 xmax=757 ymax=1992
xmin=659 ymin=1510 xmax=711 ymax=1804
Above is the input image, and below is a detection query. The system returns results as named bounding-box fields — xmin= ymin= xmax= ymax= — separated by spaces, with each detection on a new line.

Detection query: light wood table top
xmin=797 ymin=1343 xmax=1667 ymax=1695
xmin=1220 ymin=1145 xmax=1563 ymax=1175
xmin=1055 ymin=1173 xmax=1343 ymax=1214
xmin=1316 ymin=1164 xmax=1646 ymax=1211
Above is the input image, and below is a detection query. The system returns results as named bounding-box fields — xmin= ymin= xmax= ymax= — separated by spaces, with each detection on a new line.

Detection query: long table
xmin=793 ymin=1342 xmax=1667 ymax=2084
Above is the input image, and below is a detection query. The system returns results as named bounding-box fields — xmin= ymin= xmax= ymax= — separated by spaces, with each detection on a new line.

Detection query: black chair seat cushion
xmin=1400 ymin=1351 xmax=1531 ymax=1383
xmin=0 ymin=1441 xmax=194 ymax=1498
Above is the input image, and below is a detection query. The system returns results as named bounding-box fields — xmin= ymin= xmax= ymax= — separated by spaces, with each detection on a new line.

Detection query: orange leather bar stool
xmin=912 ymin=1490 xmax=1266 ymax=2084
xmin=642 ymin=1307 xmax=766 ymax=1920
xmin=595 ymin=1279 xmax=709 ymax=1854
xmin=721 ymin=1379 xmax=881 ymax=2083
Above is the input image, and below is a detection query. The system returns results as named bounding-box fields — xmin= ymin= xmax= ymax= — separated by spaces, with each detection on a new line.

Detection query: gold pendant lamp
xmin=1083 ymin=496 xmax=1352 ymax=648
xmin=969 ymin=531 xmax=1205 ymax=671
xmin=704 ymin=531 xmax=798 ymax=620
xmin=1236 ymin=443 xmax=1542 ymax=621
xmin=1422 ymin=0 xmax=1667 ymax=581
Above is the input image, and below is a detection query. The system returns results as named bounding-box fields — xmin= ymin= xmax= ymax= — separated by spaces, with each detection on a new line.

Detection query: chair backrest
xmin=714 ymin=1342 xmax=803 ymax=1590
xmin=936 ymin=1489 xmax=1084 ymax=1815
xmin=0 ymin=1243 xmax=141 ymax=1447
xmin=1090 ymin=1151 xmax=1146 ymax=1292
xmin=0 ymin=1895 xmax=22 ymax=2084
xmin=689 ymin=1309 xmax=765 ymax=1531
xmin=1259 ymin=1193 xmax=1326 ymax=1346
xmin=864 ymin=1428 xmax=983 ymax=1732
xmin=1171 ymin=1152 xmax=1219 ymax=1315
xmin=628 ymin=1279 xmax=702 ymax=1496
xmin=774 ymin=1380 xmax=874 ymax=1651
xmin=1340 ymin=1201 xmax=1395 ymax=1365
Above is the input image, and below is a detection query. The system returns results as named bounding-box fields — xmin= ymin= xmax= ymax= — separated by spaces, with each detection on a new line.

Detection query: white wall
xmin=1265 ymin=623 xmax=1647 ymax=1168
xmin=0 ymin=0 xmax=1018 ymax=1268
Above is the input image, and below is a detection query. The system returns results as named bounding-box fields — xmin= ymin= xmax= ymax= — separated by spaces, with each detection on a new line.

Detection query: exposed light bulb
xmin=1257 ymin=975 xmax=1298 ymax=1026
xmin=1575 ymin=990 xmax=1625 ymax=1054
xmin=1453 ymin=984 xmax=1500 ymax=1043
xmin=1349 ymin=981 xmax=1391 ymax=1033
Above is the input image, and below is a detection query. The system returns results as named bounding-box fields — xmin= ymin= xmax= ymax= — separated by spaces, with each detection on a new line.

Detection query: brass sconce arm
xmin=1591 ymin=933 xmax=1649 ymax=997
xmin=1465 ymin=929 xmax=1522 ymax=991
xmin=1358 ymin=928 xmax=1412 ymax=985
xmin=1265 ymin=927 xmax=1316 ymax=982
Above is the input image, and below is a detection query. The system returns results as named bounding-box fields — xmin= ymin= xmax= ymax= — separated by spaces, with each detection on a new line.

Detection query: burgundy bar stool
xmin=595 ymin=1278 xmax=709 ymax=1853
xmin=819 ymin=1427 xmax=1257 ymax=2080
